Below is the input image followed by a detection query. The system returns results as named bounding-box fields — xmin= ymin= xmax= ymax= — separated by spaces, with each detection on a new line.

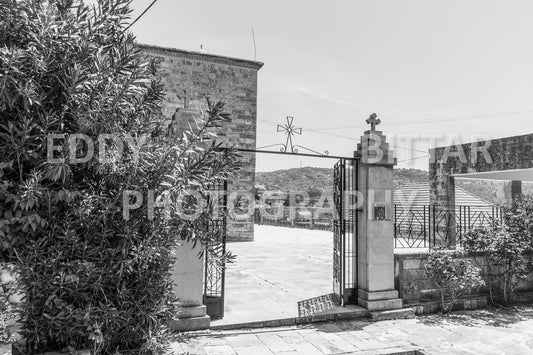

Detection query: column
xmin=355 ymin=117 xmax=403 ymax=312
xmin=169 ymin=240 xmax=210 ymax=331
xmin=504 ymin=180 xmax=522 ymax=204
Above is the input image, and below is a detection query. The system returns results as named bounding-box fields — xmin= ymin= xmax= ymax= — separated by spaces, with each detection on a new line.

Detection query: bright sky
xmin=128 ymin=0 xmax=533 ymax=172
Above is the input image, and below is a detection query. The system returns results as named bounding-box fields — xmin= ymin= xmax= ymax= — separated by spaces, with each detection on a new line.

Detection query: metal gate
xmin=333 ymin=158 xmax=359 ymax=306
xmin=203 ymin=180 xmax=227 ymax=319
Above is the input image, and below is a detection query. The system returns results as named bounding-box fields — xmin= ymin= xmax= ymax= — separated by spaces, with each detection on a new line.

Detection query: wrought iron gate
xmin=203 ymin=180 xmax=228 ymax=319
xmin=333 ymin=158 xmax=359 ymax=306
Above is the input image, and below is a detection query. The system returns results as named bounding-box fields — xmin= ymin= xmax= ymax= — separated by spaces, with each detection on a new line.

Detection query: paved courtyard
xmin=213 ymin=226 xmax=425 ymax=327
xmin=212 ymin=226 xmax=338 ymax=327
xmin=173 ymin=306 xmax=533 ymax=354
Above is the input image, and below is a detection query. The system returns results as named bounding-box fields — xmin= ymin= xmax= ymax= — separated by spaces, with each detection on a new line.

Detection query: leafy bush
xmin=502 ymin=195 xmax=533 ymax=251
xmin=0 ymin=0 xmax=238 ymax=353
xmin=463 ymin=197 xmax=532 ymax=305
xmin=425 ymin=249 xmax=485 ymax=314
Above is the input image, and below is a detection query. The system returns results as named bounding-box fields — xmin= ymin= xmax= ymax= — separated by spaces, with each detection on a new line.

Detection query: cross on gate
xmin=366 ymin=113 xmax=381 ymax=131
xmin=277 ymin=116 xmax=302 ymax=152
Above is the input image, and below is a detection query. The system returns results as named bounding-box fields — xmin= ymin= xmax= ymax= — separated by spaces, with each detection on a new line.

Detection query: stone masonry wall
xmin=394 ymin=252 xmax=533 ymax=314
xmin=141 ymin=44 xmax=263 ymax=242
xmin=0 ymin=263 xmax=22 ymax=344
xmin=429 ymin=134 xmax=533 ymax=209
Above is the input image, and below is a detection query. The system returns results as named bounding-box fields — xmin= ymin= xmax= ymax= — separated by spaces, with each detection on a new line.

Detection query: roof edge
xmin=429 ymin=132 xmax=533 ymax=152
xmin=138 ymin=43 xmax=264 ymax=71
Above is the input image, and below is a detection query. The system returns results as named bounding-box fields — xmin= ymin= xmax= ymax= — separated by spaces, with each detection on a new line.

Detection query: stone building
xmin=429 ymin=133 xmax=533 ymax=245
xmin=141 ymin=44 xmax=263 ymax=242
xmin=429 ymin=133 xmax=533 ymax=208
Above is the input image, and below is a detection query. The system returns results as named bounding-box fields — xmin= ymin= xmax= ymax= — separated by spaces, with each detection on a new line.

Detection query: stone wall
xmin=429 ymin=134 xmax=533 ymax=209
xmin=428 ymin=134 xmax=533 ymax=245
xmin=394 ymin=251 xmax=533 ymax=314
xmin=0 ymin=263 xmax=22 ymax=343
xmin=141 ymin=44 xmax=263 ymax=242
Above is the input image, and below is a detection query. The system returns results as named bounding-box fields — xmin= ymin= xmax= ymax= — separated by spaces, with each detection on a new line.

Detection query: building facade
xmin=141 ymin=44 xmax=263 ymax=242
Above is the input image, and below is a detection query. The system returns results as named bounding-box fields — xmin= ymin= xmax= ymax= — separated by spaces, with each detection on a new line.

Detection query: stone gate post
xmin=167 ymin=106 xmax=210 ymax=331
xmin=355 ymin=114 xmax=404 ymax=312
xmin=169 ymin=240 xmax=210 ymax=331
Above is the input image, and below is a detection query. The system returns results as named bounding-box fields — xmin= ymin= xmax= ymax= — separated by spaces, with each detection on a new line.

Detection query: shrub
xmin=502 ymin=195 xmax=533 ymax=251
xmin=463 ymin=201 xmax=531 ymax=305
xmin=425 ymin=249 xmax=485 ymax=314
xmin=0 ymin=0 xmax=239 ymax=353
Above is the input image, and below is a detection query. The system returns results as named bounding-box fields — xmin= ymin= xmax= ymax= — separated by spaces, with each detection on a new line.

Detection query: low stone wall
xmin=0 ymin=263 xmax=23 ymax=344
xmin=394 ymin=251 xmax=533 ymax=314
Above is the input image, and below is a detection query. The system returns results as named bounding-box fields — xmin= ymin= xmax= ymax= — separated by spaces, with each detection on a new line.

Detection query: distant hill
xmin=255 ymin=167 xmax=429 ymax=192
xmin=393 ymin=169 xmax=429 ymax=187
xmin=255 ymin=167 xmax=532 ymax=205
xmin=255 ymin=167 xmax=333 ymax=192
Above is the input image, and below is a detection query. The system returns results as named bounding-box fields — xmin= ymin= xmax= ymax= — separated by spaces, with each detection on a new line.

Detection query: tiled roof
xmin=394 ymin=182 xmax=495 ymax=208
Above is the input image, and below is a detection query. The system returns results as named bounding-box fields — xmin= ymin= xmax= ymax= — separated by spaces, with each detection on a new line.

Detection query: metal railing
xmin=253 ymin=204 xmax=503 ymax=249
xmin=254 ymin=206 xmax=333 ymax=231
xmin=394 ymin=205 xmax=503 ymax=248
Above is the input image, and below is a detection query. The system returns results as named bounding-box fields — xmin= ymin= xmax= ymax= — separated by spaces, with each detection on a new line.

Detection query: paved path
xmin=172 ymin=306 xmax=533 ymax=354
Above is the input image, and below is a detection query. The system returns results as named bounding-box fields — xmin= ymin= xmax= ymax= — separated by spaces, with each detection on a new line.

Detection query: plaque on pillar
xmin=374 ymin=205 xmax=386 ymax=221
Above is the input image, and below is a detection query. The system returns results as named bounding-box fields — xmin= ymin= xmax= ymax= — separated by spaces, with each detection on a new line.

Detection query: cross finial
xmin=177 ymin=89 xmax=190 ymax=109
xmin=366 ymin=113 xmax=381 ymax=131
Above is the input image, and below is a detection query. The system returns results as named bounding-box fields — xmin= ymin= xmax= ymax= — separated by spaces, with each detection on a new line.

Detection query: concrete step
xmin=370 ymin=308 xmax=416 ymax=321
xmin=169 ymin=315 xmax=210 ymax=332
xmin=211 ymin=306 xmax=369 ymax=330
xmin=358 ymin=298 xmax=404 ymax=312
xmin=177 ymin=305 xmax=207 ymax=318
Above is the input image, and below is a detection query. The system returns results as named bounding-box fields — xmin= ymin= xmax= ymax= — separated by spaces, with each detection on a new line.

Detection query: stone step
xmin=169 ymin=315 xmax=210 ymax=332
xmin=358 ymin=298 xmax=404 ymax=312
xmin=359 ymin=289 xmax=399 ymax=301
xmin=211 ymin=306 xmax=369 ymax=331
xmin=370 ymin=308 xmax=416 ymax=321
xmin=177 ymin=305 xmax=207 ymax=319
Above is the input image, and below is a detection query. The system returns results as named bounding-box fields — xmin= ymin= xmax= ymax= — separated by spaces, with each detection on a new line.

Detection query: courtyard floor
xmin=213 ymin=225 xmax=425 ymax=327
xmin=211 ymin=225 xmax=349 ymax=327
xmin=172 ymin=305 xmax=533 ymax=354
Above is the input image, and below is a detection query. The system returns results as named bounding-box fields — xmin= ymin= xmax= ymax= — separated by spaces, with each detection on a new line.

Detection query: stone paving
xmin=171 ymin=306 xmax=533 ymax=354
xmin=212 ymin=226 xmax=426 ymax=327
xmin=211 ymin=226 xmax=335 ymax=326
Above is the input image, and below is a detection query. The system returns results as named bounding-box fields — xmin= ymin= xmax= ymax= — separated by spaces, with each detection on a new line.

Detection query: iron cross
xmin=366 ymin=113 xmax=381 ymax=131
xmin=277 ymin=116 xmax=302 ymax=152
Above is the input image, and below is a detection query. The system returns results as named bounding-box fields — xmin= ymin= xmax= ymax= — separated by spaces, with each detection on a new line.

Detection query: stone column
xmin=169 ymin=240 xmax=210 ymax=331
xmin=504 ymin=180 xmax=522 ymax=204
xmin=166 ymin=106 xmax=210 ymax=330
xmin=355 ymin=120 xmax=403 ymax=312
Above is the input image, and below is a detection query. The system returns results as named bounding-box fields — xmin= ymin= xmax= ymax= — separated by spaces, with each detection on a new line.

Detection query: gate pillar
xmin=169 ymin=241 xmax=210 ymax=331
xmin=355 ymin=115 xmax=403 ymax=312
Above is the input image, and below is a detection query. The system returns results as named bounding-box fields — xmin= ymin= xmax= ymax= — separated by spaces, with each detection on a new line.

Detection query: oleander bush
xmin=0 ymin=0 xmax=238 ymax=353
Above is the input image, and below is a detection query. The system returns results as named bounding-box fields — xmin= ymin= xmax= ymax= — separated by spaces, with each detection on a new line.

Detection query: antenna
xmin=251 ymin=26 xmax=257 ymax=60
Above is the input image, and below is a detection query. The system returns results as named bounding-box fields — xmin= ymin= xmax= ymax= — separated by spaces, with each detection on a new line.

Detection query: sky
xmin=127 ymin=0 xmax=533 ymax=172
